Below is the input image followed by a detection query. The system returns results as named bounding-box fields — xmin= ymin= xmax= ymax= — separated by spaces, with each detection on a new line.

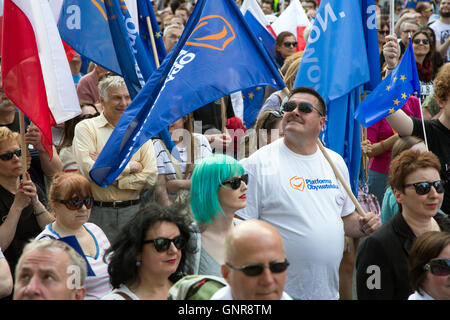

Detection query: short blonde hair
xmin=0 ymin=126 xmax=20 ymax=149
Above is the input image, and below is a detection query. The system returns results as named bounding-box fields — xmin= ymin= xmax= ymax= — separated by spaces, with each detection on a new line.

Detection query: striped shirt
xmin=36 ymin=222 xmax=112 ymax=300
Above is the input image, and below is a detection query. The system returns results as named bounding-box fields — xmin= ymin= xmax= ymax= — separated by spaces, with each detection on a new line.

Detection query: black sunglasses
xmin=378 ymin=30 xmax=389 ymax=35
xmin=282 ymin=41 xmax=297 ymax=48
xmin=80 ymin=112 xmax=100 ymax=120
xmin=226 ymin=259 xmax=290 ymax=277
xmin=403 ymin=180 xmax=445 ymax=195
xmin=413 ymin=38 xmax=430 ymax=45
xmin=143 ymin=235 xmax=186 ymax=252
xmin=281 ymin=101 xmax=324 ymax=117
xmin=221 ymin=174 xmax=248 ymax=190
xmin=56 ymin=197 xmax=94 ymax=210
xmin=0 ymin=149 xmax=21 ymax=161
xmin=424 ymin=258 xmax=450 ymax=276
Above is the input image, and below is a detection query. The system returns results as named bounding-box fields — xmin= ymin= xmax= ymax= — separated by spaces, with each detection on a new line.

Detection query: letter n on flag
xmin=1 ymin=0 xmax=80 ymax=157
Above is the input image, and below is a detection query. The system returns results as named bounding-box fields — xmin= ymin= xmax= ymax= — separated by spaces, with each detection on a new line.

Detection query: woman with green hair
xmin=186 ymin=154 xmax=248 ymax=277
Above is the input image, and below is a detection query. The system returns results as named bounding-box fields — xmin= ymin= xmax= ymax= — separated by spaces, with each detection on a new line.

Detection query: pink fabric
xmin=76 ymin=70 xmax=99 ymax=104
xmin=367 ymin=96 xmax=422 ymax=174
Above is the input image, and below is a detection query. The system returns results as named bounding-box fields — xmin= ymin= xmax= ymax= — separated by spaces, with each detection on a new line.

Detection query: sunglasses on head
xmin=143 ymin=235 xmax=186 ymax=252
xmin=413 ymin=38 xmax=430 ymax=45
xmin=226 ymin=259 xmax=290 ymax=277
xmin=424 ymin=258 xmax=450 ymax=276
xmin=56 ymin=197 xmax=94 ymax=210
xmin=221 ymin=174 xmax=248 ymax=190
xmin=403 ymin=180 xmax=445 ymax=195
xmin=0 ymin=149 xmax=21 ymax=161
xmin=281 ymin=101 xmax=324 ymax=117
xmin=282 ymin=41 xmax=297 ymax=48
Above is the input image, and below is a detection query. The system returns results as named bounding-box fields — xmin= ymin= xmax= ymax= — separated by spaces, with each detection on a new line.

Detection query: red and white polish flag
xmin=1 ymin=0 xmax=80 ymax=157
xmin=240 ymin=0 xmax=277 ymax=38
xmin=271 ymin=0 xmax=311 ymax=51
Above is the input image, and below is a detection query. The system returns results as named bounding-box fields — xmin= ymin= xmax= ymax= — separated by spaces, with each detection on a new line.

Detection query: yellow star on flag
xmin=393 ymin=76 xmax=397 ymax=82
xmin=389 ymin=108 xmax=396 ymax=114
xmin=401 ymin=93 xmax=407 ymax=99
xmin=256 ymin=87 xmax=262 ymax=91
xmin=248 ymin=92 xmax=255 ymax=99
xmin=155 ymin=32 xmax=161 ymax=38
xmin=393 ymin=99 xmax=400 ymax=106
xmin=386 ymin=85 xmax=391 ymax=91
xmin=400 ymin=75 xmax=407 ymax=81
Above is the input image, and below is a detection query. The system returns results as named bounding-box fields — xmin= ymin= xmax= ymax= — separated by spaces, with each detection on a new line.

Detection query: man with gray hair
xmin=163 ymin=23 xmax=184 ymax=53
xmin=211 ymin=220 xmax=292 ymax=300
xmin=73 ymin=75 xmax=158 ymax=242
xmin=13 ymin=239 xmax=87 ymax=300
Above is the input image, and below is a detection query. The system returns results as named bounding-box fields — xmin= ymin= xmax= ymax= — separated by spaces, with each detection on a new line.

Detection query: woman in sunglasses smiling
xmin=102 ymin=202 xmax=194 ymax=300
xmin=274 ymin=31 xmax=297 ymax=68
xmin=35 ymin=172 xmax=111 ymax=299
xmin=0 ymin=127 xmax=53 ymax=285
xmin=356 ymin=150 xmax=450 ymax=300
xmin=187 ymin=154 xmax=248 ymax=277
xmin=408 ymin=231 xmax=450 ymax=300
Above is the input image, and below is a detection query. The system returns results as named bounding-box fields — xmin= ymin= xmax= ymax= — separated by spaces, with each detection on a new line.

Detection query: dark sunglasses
xmin=0 ymin=149 xmax=21 ymax=161
xmin=403 ymin=180 xmax=445 ymax=195
xmin=56 ymin=197 xmax=94 ymax=210
xmin=424 ymin=258 xmax=450 ymax=276
xmin=413 ymin=38 xmax=430 ymax=45
xmin=143 ymin=235 xmax=186 ymax=252
xmin=226 ymin=259 xmax=290 ymax=277
xmin=378 ymin=30 xmax=389 ymax=35
xmin=282 ymin=41 xmax=297 ymax=48
xmin=80 ymin=112 xmax=100 ymax=120
xmin=281 ymin=101 xmax=324 ymax=117
xmin=221 ymin=174 xmax=249 ymax=190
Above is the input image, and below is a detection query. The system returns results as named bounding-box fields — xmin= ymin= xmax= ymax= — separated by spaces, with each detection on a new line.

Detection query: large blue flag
xmin=137 ymin=0 xmax=167 ymax=68
xmin=294 ymin=0 xmax=375 ymax=194
xmin=354 ymin=40 xmax=421 ymax=127
xmin=90 ymin=0 xmax=286 ymax=187
xmin=58 ymin=0 xmax=122 ymax=74
xmin=361 ymin=0 xmax=381 ymax=91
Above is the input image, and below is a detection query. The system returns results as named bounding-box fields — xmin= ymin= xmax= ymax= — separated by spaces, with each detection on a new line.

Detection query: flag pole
xmin=418 ymin=97 xmax=429 ymax=151
xmin=361 ymin=125 xmax=369 ymax=181
xmin=18 ymin=111 xmax=28 ymax=181
xmin=390 ymin=0 xmax=395 ymax=35
xmin=145 ymin=16 xmax=160 ymax=68
xmin=317 ymin=138 xmax=366 ymax=217
xmin=221 ymin=97 xmax=227 ymax=133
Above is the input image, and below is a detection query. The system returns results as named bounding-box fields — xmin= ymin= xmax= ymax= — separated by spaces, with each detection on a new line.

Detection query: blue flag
xmin=90 ymin=0 xmax=286 ymax=187
xmin=294 ymin=0 xmax=373 ymax=195
xmin=137 ymin=0 xmax=167 ymax=68
xmin=59 ymin=236 xmax=95 ymax=277
xmin=361 ymin=0 xmax=381 ymax=91
xmin=354 ymin=40 xmax=421 ymax=127
xmin=242 ymin=86 xmax=265 ymax=127
xmin=58 ymin=0 xmax=122 ymax=75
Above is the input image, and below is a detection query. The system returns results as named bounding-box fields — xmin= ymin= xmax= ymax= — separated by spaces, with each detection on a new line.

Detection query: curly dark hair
xmin=104 ymin=201 xmax=197 ymax=288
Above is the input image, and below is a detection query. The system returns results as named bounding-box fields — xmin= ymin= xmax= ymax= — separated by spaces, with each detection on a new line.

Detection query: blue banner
xmin=294 ymin=0 xmax=373 ymax=194
xmin=58 ymin=0 xmax=122 ymax=75
xmin=354 ymin=40 xmax=421 ymax=127
xmin=361 ymin=0 xmax=381 ymax=91
xmin=242 ymin=86 xmax=265 ymax=128
xmin=90 ymin=0 xmax=286 ymax=187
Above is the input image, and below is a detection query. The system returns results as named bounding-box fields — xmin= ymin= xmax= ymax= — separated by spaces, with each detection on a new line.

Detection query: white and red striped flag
xmin=271 ymin=0 xmax=311 ymax=51
xmin=1 ymin=0 xmax=80 ymax=158
xmin=241 ymin=0 xmax=277 ymax=37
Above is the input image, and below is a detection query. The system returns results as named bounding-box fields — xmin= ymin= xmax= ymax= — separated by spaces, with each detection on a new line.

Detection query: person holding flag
xmin=381 ymin=37 xmax=450 ymax=215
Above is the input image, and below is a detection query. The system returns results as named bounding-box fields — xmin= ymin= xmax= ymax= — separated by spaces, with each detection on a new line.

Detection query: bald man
xmin=211 ymin=220 xmax=292 ymax=300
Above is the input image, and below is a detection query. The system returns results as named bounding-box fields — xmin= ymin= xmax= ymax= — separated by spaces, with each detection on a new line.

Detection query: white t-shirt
xmin=211 ymin=284 xmax=293 ymax=300
xmin=429 ymin=19 xmax=450 ymax=62
xmin=237 ymin=138 xmax=355 ymax=300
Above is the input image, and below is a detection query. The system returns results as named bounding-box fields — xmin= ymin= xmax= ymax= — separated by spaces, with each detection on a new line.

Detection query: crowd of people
xmin=0 ymin=0 xmax=449 ymax=301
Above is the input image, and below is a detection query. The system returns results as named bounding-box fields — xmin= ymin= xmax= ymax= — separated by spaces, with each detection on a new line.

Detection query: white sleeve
xmin=235 ymin=159 xmax=260 ymax=220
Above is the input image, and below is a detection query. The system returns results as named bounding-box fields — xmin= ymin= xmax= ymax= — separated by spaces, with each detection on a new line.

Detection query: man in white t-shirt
xmin=236 ymin=87 xmax=380 ymax=300
xmin=429 ymin=0 xmax=450 ymax=62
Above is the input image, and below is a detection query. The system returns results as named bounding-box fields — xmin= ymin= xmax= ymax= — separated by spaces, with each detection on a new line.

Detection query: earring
xmin=136 ymin=261 xmax=141 ymax=267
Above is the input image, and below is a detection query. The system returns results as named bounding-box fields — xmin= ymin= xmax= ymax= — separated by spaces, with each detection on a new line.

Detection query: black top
xmin=356 ymin=211 xmax=450 ymax=300
xmin=410 ymin=117 xmax=450 ymax=215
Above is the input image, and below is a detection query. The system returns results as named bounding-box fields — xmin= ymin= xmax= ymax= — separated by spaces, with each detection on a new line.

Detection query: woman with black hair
xmin=102 ymin=202 xmax=196 ymax=300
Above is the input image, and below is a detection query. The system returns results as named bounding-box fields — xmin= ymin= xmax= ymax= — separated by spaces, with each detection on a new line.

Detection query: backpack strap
xmin=115 ymin=291 xmax=133 ymax=300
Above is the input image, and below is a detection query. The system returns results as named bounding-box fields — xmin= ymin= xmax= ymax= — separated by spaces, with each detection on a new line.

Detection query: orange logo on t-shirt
xmin=290 ymin=176 xmax=305 ymax=191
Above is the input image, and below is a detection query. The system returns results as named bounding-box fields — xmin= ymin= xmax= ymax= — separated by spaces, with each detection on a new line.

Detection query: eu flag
xmin=242 ymin=86 xmax=265 ymax=128
xmin=354 ymin=40 xmax=421 ymax=127
xmin=89 ymin=0 xmax=286 ymax=187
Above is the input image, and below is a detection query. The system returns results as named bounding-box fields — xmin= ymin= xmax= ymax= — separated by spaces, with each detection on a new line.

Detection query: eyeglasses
xmin=0 ymin=149 xmax=21 ymax=161
xmin=226 ymin=259 xmax=290 ymax=277
xmin=281 ymin=101 xmax=324 ymax=117
xmin=424 ymin=8 xmax=434 ymax=13
xmin=221 ymin=174 xmax=248 ymax=190
xmin=378 ymin=30 xmax=389 ymax=35
xmin=424 ymin=258 xmax=450 ymax=276
xmin=282 ymin=41 xmax=297 ymax=48
xmin=403 ymin=180 xmax=445 ymax=195
xmin=56 ymin=197 xmax=94 ymax=210
xmin=402 ymin=29 xmax=417 ymax=34
xmin=143 ymin=235 xmax=186 ymax=252
xmin=413 ymin=38 xmax=430 ymax=45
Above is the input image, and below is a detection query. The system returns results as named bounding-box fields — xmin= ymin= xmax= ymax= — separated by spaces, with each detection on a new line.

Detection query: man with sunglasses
xmin=237 ymin=87 xmax=380 ymax=300
xmin=429 ymin=0 xmax=450 ymax=62
xmin=73 ymin=76 xmax=158 ymax=242
xmin=211 ymin=220 xmax=292 ymax=300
